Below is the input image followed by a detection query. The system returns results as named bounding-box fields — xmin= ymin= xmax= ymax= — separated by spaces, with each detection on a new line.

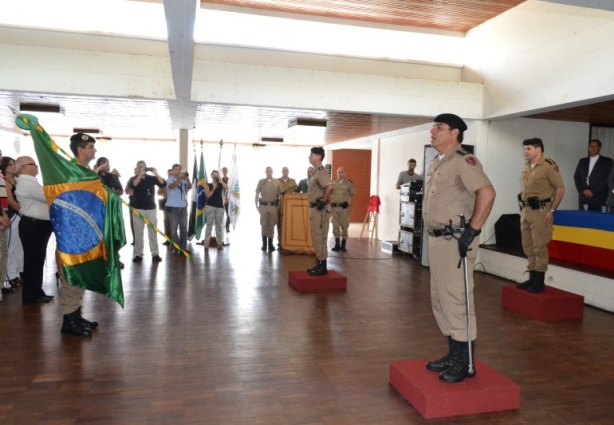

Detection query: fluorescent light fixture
xmin=20 ymin=103 xmax=61 ymax=114
xmin=261 ymin=137 xmax=284 ymax=143
xmin=288 ymin=118 xmax=327 ymax=128
xmin=73 ymin=128 xmax=100 ymax=134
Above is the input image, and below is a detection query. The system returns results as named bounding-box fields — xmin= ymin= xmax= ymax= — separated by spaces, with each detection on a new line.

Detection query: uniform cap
xmin=70 ymin=133 xmax=96 ymax=143
xmin=434 ymin=113 xmax=467 ymax=132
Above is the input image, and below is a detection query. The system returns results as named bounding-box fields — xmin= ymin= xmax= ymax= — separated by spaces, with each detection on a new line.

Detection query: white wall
xmin=483 ymin=117 xmax=589 ymax=241
xmin=464 ymin=0 xmax=614 ymax=118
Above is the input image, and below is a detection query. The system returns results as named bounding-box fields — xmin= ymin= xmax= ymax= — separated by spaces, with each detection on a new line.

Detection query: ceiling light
xmin=20 ymin=102 xmax=61 ymax=114
xmin=288 ymin=118 xmax=327 ymax=128
xmin=72 ymin=128 xmax=101 ymax=134
xmin=261 ymin=137 xmax=284 ymax=143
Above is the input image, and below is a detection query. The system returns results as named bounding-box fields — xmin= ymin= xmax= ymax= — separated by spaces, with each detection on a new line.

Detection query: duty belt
xmin=259 ymin=200 xmax=278 ymax=206
xmin=427 ymin=226 xmax=463 ymax=238
xmin=517 ymin=195 xmax=552 ymax=210
xmin=330 ymin=202 xmax=349 ymax=208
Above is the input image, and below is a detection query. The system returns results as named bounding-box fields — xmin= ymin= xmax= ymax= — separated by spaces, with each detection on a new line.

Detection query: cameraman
xmin=203 ymin=170 xmax=228 ymax=251
xmin=166 ymin=164 xmax=192 ymax=254
xmin=127 ymin=161 xmax=166 ymax=263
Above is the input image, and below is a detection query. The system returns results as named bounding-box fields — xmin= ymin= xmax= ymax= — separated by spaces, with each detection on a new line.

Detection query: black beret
xmin=310 ymin=147 xmax=325 ymax=159
xmin=70 ymin=133 xmax=96 ymax=143
xmin=434 ymin=113 xmax=467 ymax=132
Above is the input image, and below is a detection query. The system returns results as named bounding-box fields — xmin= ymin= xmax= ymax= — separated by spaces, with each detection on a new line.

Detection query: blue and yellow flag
xmin=195 ymin=149 xmax=208 ymax=239
xmin=15 ymin=114 xmax=126 ymax=307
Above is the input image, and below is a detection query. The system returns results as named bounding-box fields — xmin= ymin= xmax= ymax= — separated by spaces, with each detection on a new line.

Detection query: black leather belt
xmin=519 ymin=197 xmax=552 ymax=209
xmin=309 ymin=202 xmax=318 ymax=208
xmin=259 ymin=201 xmax=278 ymax=206
xmin=427 ymin=227 xmax=463 ymax=237
xmin=21 ymin=215 xmax=45 ymax=222
xmin=331 ymin=202 xmax=349 ymax=208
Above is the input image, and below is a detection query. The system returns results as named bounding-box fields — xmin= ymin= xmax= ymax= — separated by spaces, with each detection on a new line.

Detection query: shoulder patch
xmin=348 ymin=179 xmax=354 ymax=183
xmin=465 ymin=157 xmax=477 ymax=166
xmin=553 ymin=165 xmax=559 ymax=173
xmin=456 ymin=148 xmax=470 ymax=156
xmin=545 ymin=158 xmax=556 ymax=165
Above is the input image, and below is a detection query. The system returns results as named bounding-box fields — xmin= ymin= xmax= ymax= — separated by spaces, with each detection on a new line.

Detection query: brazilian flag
xmin=15 ymin=114 xmax=126 ymax=307
xmin=195 ymin=149 xmax=208 ymax=239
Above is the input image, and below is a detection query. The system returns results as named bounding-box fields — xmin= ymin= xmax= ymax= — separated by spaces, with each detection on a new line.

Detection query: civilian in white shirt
xmin=15 ymin=156 xmax=54 ymax=304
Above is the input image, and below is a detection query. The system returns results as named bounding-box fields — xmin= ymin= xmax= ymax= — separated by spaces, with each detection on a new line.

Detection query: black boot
xmin=309 ymin=259 xmax=328 ymax=276
xmin=268 ymin=237 xmax=276 ymax=252
xmin=61 ymin=310 xmax=92 ymax=337
xmin=306 ymin=259 xmax=319 ymax=273
xmin=77 ymin=306 xmax=98 ymax=330
xmin=261 ymin=236 xmax=267 ymax=251
xmin=439 ymin=340 xmax=476 ymax=383
xmin=426 ymin=336 xmax=457 ymax=372
xmin=528 ymin=271 xmax=545 ymax=293
xmin=341 ymin=239 xmax=347 ymax=252
xmin=517 ymin=270 xmax=536 ymax=290
xmin=331 ymin=238 xmax=341 ymax=251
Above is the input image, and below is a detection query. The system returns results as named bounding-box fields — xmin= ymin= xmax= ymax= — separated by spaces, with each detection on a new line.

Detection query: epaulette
xmin=318 ymin=166 xmax=324 ymax=170
xmin=348 ymin=179 xmax=354 ymax=183
xmin=545 ymin=158 xmax=555 ymax=165
xmin=456 ymin=148 xmax=470 ymax=156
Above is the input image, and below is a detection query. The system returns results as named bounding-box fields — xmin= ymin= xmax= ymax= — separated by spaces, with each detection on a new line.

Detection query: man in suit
xmin=573 ymin=139 xmax=613 ymax=211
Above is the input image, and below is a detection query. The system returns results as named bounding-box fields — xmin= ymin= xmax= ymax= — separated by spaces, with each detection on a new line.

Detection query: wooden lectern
xmin=280 ymin=193 xmax=315 ymax=254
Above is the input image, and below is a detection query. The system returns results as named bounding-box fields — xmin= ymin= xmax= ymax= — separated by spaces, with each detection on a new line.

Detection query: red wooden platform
xmin=501 ymin=284 xmax=584 ymax=321
xmin=389 ymin=359 xmax=520 ymax=419
xmin=288 ymin=270 xmax=347 ymax=291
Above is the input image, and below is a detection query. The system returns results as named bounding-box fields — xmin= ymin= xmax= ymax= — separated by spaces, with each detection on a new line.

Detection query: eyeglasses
xmin=22 ymin=163 xmax=38 ymax=168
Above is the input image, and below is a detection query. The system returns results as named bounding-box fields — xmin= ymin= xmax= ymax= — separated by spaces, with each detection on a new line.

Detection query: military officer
xmin=307 ymin=147 xmax=333 ymax=276
xmin=277 ymin=166 xmax=297 ymax=248
xmin=330 ymin=167 xmax=355 ymax=252
xmin=517 ymin=138 xmax=565 ymax=293
xmin=423 ymin=113 xmax=496 ymax=383
xmin=255 ymin=166 xmax=282 ymax=252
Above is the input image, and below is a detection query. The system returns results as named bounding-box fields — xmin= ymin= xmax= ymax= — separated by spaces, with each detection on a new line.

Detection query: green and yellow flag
xmin=195 ymin=149 xmax=208 ymax=239
xmin=15 ymin=114 xmax=126 ymax=307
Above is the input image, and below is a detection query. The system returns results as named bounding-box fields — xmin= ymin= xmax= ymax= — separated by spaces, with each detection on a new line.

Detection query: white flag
xmin=228 ymin=146 xmax=240 ymax=230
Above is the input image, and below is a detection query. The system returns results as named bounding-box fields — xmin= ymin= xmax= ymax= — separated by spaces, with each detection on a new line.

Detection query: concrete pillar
xmin=178 ymin=129 xmax=189 ymax=169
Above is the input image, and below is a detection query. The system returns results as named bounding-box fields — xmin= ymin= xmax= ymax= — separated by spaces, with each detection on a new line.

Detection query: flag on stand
xmin=228 ymin=146 xmax=240 ymax=230
xmin=188 ymin=151 xmax=198 ymax=241
xmin=15 ymin=114 xmax=126 ymax=307
xmin=195 ymin=149 xmax=208 ymax=239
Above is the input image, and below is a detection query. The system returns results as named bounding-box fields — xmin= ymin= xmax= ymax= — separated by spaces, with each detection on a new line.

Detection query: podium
xmin=280 ymin=193 xmax=315 ymax=254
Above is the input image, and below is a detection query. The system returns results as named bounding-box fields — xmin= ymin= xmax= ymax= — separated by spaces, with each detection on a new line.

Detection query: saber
xmin=459 ymin=213 xmax=475 ymax=374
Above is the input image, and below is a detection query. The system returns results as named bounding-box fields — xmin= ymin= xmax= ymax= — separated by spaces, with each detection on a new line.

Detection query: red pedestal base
xmin=501 ymin=284 xmax=584 ymax=321
xmin=288 ymin=270 xmax=347 ymax=291
xmin=389 ymin=359 xmax=520 ymax=419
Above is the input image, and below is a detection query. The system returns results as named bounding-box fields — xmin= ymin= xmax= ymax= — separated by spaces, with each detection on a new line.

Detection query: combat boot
xmin=517 ymin=270 xmax=536 ymax=290
xmin=309 ymin=259 xmax=328 ymax=276
xmin=306 ymin=259 xmax=319 ymax=273
xmin=426 ymin=336 xmax=457 ymax=372
xmin=268 ymin=237 xmax=276 ymax=252
xmin=331 ymin=238 xmax=341 ymax=251
xmin=261 ymin=236 xmax=267 ymax=251
xmin=439 ymin=340 xmax=476 ymax=383
xmin=528 ymin=271 xmax=545 ymax=293
xmin=77 ymin=306 xmax=98 ymax=330
xmin=61 ymin=310 xmax=92 ymax=337
xmin=341 ymin=239 xmax=347 ymax=252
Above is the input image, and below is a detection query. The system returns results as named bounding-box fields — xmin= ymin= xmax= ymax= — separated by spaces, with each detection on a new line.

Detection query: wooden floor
xmin=1 ymin=237 xmax=614 ymax=425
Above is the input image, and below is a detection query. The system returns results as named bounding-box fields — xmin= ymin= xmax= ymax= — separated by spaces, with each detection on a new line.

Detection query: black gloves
xmin=316 ymin=199 xmax=326 ymax=210
xmin=458 ymin=226 xmax=481 ymax=258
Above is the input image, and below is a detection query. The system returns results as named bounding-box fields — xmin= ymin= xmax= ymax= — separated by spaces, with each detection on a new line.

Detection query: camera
xmin=144 ymin=167 xmax=153 ymax=172
xmin=183 ymin=172 xmax=189 ymax=177
xmin=213 ymin=176 xmax=220 ymax=183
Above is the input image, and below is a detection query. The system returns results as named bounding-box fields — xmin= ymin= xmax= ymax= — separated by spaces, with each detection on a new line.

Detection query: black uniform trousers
xmin=19 ymin=216 xmax=53 ymax=302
